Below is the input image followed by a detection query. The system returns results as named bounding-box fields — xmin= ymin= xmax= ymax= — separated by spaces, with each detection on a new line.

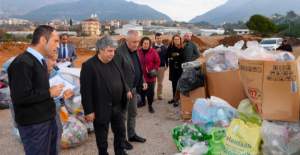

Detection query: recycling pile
xmin=172 ymin=40 xmax=300 ymax=155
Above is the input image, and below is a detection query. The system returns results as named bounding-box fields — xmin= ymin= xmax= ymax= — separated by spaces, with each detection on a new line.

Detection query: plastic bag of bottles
xmin=206 ymin=128 xmax=226 ymax=155
xmin=64 ymin=96 xmax=94 ymax=132
xmin=61 ymin=116 xmax=88 ymax=149
xmin=204 ymin=41 xmax=243 ymax=72
xmin=0 ymin=85 xmax=11 ymax=109
xmin=175 ymin=142 xmax=208 ymax=155
xmin=172 ymin=124 xmax=210 ymax=151
xmin=262 ymin=120 xmax=300 ymax=155
xmin=192 ymin=97 xmax=237 ymax=132
xmin=237 ymin=99 xmax=262 ymax=125
xmin=274 ymin=52 xmax=295 ymax=62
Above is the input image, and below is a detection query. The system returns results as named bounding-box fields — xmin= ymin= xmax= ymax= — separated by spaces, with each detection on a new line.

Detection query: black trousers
xmin=18 ymin=118 xmax=58 ymax=155
xmin=93 ymin=109 xmax=126 ymax=155
xmin=171 ymin=78 xmax=179 ymax=98
xmin=141 ymin=82 xmax=155 ymax=106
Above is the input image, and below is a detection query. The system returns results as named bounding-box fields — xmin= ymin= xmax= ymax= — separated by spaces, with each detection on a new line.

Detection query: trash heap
xmin=172 ymin=40 xmax=300 ymax=155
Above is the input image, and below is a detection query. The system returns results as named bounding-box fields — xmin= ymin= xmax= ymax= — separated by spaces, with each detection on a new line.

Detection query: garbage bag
xmin=64 ymin=97 xmax=94 ymax=132
xmin=181 ymin=60 xmax=202 ymax=71
xmin=0 ymin=85 xmax=11 ymax=109
xmin=61 ymin=116 xmax=88 ymax=149
xmin=206 ymin=128 xmax=226 ymax=155
xmin=224 ymin=119 xmax=262 ymax=155
xmin=177 ymin=142 xmax=208 ymax=155
xmin=172 ymin=124 xmax=210 ymax=152
xmin=204 ymin=41 xmax=243 ymax=72
xmin=274 ymin=52 xmax=295 ymax=62
xmin=237 ymin=99 xmax=262 ymax=125
xmin=192 ymin=97 xmax=237 ymax=132
xmin=177 ymin=67 xmax=205 ymax=95
xmin=262 ymin=120 xmax=300 ymax=155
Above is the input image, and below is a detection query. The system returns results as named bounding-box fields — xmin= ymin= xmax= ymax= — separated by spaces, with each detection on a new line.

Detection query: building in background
xmin=115 ymin=24 xmax=143 ymax=36
xmin=233 ymin=29 xmax=250 ymax=35
xmin=81 ymin=15 xmax=101 ymax=36
xmin=0 ymin=18 xmax=32 ymax=25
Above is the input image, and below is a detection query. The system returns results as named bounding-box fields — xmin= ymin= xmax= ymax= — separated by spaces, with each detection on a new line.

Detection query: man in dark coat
xmin=8 ymin=25 xmax=64 ymax=155
xmin=277 ymin=39 xmax=293 ymax=52
xmin=183 ymin=33 xmax=200 ymax=62
xmin=114 ymin=30 xmax=147 ymax=149
xmin=80 ymin=36 xmax=130 ymax=155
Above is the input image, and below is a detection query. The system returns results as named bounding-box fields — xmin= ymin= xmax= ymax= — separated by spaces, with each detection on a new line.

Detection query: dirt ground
xmin=0 ymin=42 xmax=183 ymax=155
xmin=0 ymin=68 xmax=182 ymax=155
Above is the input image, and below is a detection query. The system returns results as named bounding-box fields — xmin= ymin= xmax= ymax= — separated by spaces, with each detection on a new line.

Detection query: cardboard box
xmin=239 ymin=59 xmax=300 ymax=122
xmin=180 ymin=87 xmax=206 ymax=120
xmin=206 ymin=70 xmax=247 ymax=108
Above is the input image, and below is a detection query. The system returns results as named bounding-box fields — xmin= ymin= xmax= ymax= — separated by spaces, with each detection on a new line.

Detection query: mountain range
xmin=190 ymin=0 xmax=300 ymax=25
xmin=1 ymin=0 xmax=171 ymax=21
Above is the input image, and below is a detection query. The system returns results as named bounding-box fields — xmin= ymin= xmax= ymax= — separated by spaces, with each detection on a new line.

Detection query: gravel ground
xmin=0 ymin=70 xmax=183 ymax=155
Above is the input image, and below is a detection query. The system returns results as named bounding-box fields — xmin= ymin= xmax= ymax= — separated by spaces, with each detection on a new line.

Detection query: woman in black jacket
xmin=167 ymin=34 xmax=184 ymax=107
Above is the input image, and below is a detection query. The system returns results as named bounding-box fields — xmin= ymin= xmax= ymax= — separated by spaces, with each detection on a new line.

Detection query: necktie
xmin=63 ymin=44 xmax=66 ymax=58
xmin=42 ymin=58 xmax=48 ymax=69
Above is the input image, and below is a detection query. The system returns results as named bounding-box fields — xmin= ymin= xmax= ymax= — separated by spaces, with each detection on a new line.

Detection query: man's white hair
xmin=126 ymin=30 xmax=139 ymax=39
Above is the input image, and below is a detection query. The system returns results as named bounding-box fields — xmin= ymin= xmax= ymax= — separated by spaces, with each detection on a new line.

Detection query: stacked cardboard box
xmin=240 ymin=58 xmax=300 ymax=122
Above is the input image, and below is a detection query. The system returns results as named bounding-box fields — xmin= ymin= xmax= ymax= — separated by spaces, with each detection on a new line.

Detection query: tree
xmin=1 ymin=33 xmax=14 ymax=42
xmin=247 ymin=14 xmax=277 ymax=36
xmin=286 ymin=11 xmax=298 ymax=19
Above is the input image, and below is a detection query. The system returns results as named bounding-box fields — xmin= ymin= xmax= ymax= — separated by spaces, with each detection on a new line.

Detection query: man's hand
xmin=85 ymin=113 xmax=95 ymax=122
xmin=127 ymin=91 xmax=133 ymax=100
xmin=63 ymin=89 xmax=74 ymax=100
xmin=143 ymin=83 xmax=148 ymax=91
xmin=65 ymin=58 xmax=71 ymax=61
xmin=49 ymin=84 xmax=64 ymax=97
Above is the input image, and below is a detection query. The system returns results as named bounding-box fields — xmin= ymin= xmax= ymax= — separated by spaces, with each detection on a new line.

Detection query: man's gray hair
xmin=96 ymin=35 xmax=118 ymax=53
xmin=126 ymin=30 xmax=139 ymax=38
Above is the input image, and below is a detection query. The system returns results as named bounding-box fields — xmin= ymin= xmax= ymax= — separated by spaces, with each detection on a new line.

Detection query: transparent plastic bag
xmin=172 ymin=124 xmax=210 ymax=151
xmin=180 ymin=142 xmax=208 ymax=155
xmin=192 ymin=97 xmax=237 ymax=132
xmin=237 ymin=99 xmax=262 ymax=125
xmin=262 ymin=120 xmax=300 ymax=155
xmin=204 ymin=42 xmax=242 ymax=72
xmin=61 ymin=116 xmax=88 ymax=149
xmin=274 ymin=52 xmax=295 ymax=62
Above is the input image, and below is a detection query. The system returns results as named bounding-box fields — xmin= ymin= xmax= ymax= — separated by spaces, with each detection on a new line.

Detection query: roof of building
xmin=82 ymin=18 xmax=99 ymax=22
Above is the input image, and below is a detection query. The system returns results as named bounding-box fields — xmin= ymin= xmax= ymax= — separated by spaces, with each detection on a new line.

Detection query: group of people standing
xmin=7 ymin=24 xmax=200 ymax=155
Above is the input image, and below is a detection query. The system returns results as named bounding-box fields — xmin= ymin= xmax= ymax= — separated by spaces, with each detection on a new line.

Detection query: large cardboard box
xmin=206 ymin=70 xmax=247 ymax=108
xmin=180 ymin=87 xmax=206 ymax=120
xmin=239 ymin=59 xmax=300 ymax=122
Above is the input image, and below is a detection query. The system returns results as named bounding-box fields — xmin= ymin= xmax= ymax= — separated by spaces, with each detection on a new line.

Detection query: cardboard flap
xmin=207 ymin=70 xmax=246 ymax=108
xmin=239 ymin=59 xmax=264 ymax=113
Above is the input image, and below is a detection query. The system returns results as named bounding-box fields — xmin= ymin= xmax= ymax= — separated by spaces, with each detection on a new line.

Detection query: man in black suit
xmin=57 ymin=33 xmax=77 ymax=66
xmin=8 ymin=25 xmax=64 ymax=155
xmin=115 ymin=30 xmax=147 ymax=150
xmin=80 ymin=36 xmax=131 ymax=155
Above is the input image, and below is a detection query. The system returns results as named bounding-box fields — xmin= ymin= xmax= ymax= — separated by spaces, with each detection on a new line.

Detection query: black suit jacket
xmin=80 ymin=56 xmax=128 ymax=124
xmin=115 ymin=43 xmax=144 ymax=90
xmin=8 ymin=51 xmax=55 ymax=126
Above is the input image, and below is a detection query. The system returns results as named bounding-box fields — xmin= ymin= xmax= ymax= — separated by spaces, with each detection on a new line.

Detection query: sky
xmin=128 ymin=0 xmax=227 ymax=22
